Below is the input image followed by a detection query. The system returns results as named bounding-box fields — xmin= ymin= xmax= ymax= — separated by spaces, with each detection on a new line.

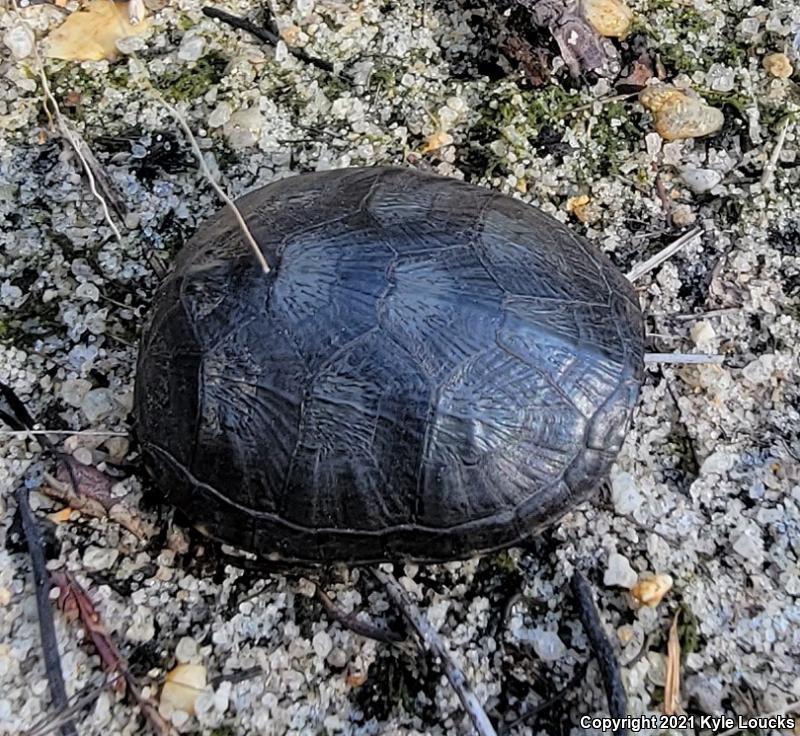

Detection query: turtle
xmin=134 ymin=166 xmax=644 ymax=564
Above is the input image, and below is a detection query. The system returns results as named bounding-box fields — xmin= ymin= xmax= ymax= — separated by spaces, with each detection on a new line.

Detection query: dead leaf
xmin=48 ymin=507 xmax=75 ymax=524
xmin=53 ymin=571 xmax=127 ymax=694
xmin=53 ymin=572 xmax=175 ymax=735
xmin=503 ymin=35 xmax=551 ymax=87
xmin=56 ymin=457 xmax=115 ymax=506
xmin=43 ymin=0 xmax=151 ymax=62
xmin=663 ymin=611 xmax=682 ymax=715
xmin=617 ymin=53 xmax=653 ymax=91
xmin=43 ymin=457 xmax=154 ymax=540
xmin=160 ymin=664 xmax=207 ymax=716
xmin=346 ymin=669 xmax=368 ymax=687
xmin=566 ymin=194 xmax=600 ymax=224
xmin=420 ymin=131 xmax=453 ymax=154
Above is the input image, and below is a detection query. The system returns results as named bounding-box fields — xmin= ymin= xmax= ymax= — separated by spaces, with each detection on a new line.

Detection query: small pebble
xmin=115 ymin=35 xmax=146 ymax=55
xmin=178 ymin=35 xmax=205 ymax=62
xmin=611 ymin=471 xmax=643 ymax=515
xmin=81 ymin=388 xmax=119 ymax=423
xmin=671 ymin=204 xmax=696 ymax=227
xmin=582 ymin=0 xmax=633 ymax=38
xmin=61 ymin=378 xmax=92 ymax=408
xmin=630 ymin=574 xmax=673 ymax=607
xmin=83 ymin=545 xmax=119 ymax=571
xmin=175 ymin=636 xmax=199 ymax=664
xmin=640 ymin=85 xmax=724 ymax=140
xmin=732 ymin=529 xmax=764 ymax=564
xmin=208 ymin=101 xmax=232 ymax=128
xmin=312 ymin=630 xmax=333 ymax=659
xmin=3 ymin=25 xmax=34 ymax=60
xmin=72 ymin=447 xmax=93 ymax=466
xmin=604 ymin=552 xmax=638 ymax=588
xmin=531 ymin=629 xmax=566 ymax=661
xmin=327 ymin=648 xmax=348 ymax=668
xmin=763 ymin=52 xmax=793 ymax=79
xmin=690 ymin=320 xmax=715 ymax=348
xmin=681 ymin=167 xmax=723 ymax=194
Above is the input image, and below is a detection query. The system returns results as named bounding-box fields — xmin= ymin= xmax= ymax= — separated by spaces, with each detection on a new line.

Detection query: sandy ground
xmin=1 ymin=0 xmax=799 ymax=734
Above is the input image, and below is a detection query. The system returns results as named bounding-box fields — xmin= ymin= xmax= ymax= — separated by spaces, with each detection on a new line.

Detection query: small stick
xmin=9 ymin=0 xmax=123 ymax=241
xmin=15 ymin=483 xmax=78 ymax=736
xmin=498 ymin=661 xmax=589 ymax=735
xmin=570 ymin=570 xmax=627 ymax=736
xmin=150 ymin=92 xmax=271 ymax=274
xmin=128 ymin=0 xmax=145 ymax=24
xmin=372 ymin=567 xmax=497 ymax=736
xmin=202 ymin=6 xmax=335 ymax=73
xmin=671 ymin=307 xmax=740 ymax=321
xmin=314 ymin=585 xmax=406 ymax=644
xmin=26 ymin=675 xmax=124 ymax=736
xmin=626 ymin=228 xmax=702 ymax=282
xmin=761 ymin=118 xmax=792 ymax=189
xmin=644 ymin=353 xmax=724 ymax=365
xmin=1 ymin=429 xmax=129 ymax=438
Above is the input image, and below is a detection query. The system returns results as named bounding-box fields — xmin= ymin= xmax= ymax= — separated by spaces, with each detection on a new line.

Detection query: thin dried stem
xmin=313 ymin=583 xmax=406 ymax=644
xmin=26 ymin=675 xmax=124 ymax=736
xmin=10 ymin=0 xmax=123 ymax=241
xmin=372 ymin=567 xmax=497 ymax=736
xmin=128 ymin=0 xmax=145 ymax=24
xmin=645 ymin=353 xmax=724 ymax=365
xmin=570 ymin=570 xmax=627 ymax=735
xmin=1 ymin=429 xmax=129 ymax=437
xmin=15 ymin=484 xmax=78 ymax=736
xmin=150 ymin=92 xmax=271 ymax=274
xmin=761 ymin=117 xmax=793 ymax=189
xmin=626 ymin=228 xmax=702 ymax=282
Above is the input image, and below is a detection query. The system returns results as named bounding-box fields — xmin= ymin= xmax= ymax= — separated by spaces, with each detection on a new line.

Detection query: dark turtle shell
xmin=134 ymin=166 xmax=644 ymax=563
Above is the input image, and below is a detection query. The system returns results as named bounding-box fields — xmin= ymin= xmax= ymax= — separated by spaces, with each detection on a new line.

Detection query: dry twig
xmin=570 ymin=570 xmax=627 ymax=735
xmin=1 ymin=429 xmax=129 ymax=437
xmin=15 ymin=483 xmax=78 ymax=736
xmin=626 ymin=228 xmax=702 ymax=282
xmin=202 ymin=6 xmax=335 ymax=73
xmin=10 ymin=0 xmax=123 ymax=240
xmin=372 ymin=567 xmax=497 ymax=736
xmin=761 ymin=117 xmax=793 ymax=189
xmin=53 ymin=572 xmax=175 ymax=736
xmin=313 ymin=583 xmax=407 ymax=644
xmin=644 ymin=353 xmax=724 ymax=365
xmin=25 ymin=675 xmax=124 ymax=736
xmin=663 ymin=612 xmax=682 ymax=715
xmin=149 ymin=91 xmax=271 ymax=274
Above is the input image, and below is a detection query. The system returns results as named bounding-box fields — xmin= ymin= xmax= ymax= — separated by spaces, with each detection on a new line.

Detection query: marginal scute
xmin=134 ymin=166 xmax=645 ymax=563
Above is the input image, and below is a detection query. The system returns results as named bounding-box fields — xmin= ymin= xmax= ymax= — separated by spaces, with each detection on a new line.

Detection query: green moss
xmin=370 ymin=66 xmax=397 ymax=97
xmin=581 ymin=99 xmax=641 ymax=180
xmin=160 ymin=50 xmax=229 ymax=102
xmin=678 ymin=603 xmax=700 ymax=658
xmin=177 ymin=12 xmax=196 ymax=31
xmin=491 ymin=550 xmax=518 ymax=574
xmin=322 ymin=74 xmax=350 ymax=101
xmin=462 ymin=80 xmax=645 ymax=182
xmin=208 ymin=727 xmax=236 ymax=736
xmin=0 ymin=321 xmax=7 ymax=339
xmin=108 ymin=64 xmax=131 ymax=90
